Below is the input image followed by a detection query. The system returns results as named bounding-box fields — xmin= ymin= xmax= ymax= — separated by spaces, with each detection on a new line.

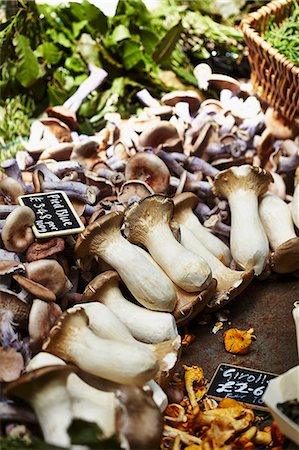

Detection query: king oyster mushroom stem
xmin=179 ymin=224 xmax=253 ymax=310
xmin=259 ymin=192 xmax=299 ymax=273
xmin=291 ymin=167 xmax=299 ymax=229
xmin=82 ymin=270 xmax=178 ymax=343
xmin=125 ymin=195 xmax=212 ymax=293
xmin=75 ymin=211 xmax=177 ymax=312
xmin=1 ymin=206 xmax=35 ymax=253
xmin=173 ymin=193 xmax=231 ymax=266
xmin=43 ymin=308 xmax=158 ymax=385
xmin=5 ymin=365 xmax=75 ymax=448
xmin=213 ymin=165 xmax=273 ymax=275
xmin=63 ymin=64 xmax=108 ymax=113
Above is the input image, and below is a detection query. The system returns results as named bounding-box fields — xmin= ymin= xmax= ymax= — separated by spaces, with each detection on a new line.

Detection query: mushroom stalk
xmin=125 ymin=195 xmax=212 ymax=293
xmin=213 ymin=166 xmax=272 ymax=275
xmin=136 ymin=89 xmax=160 ymax=107
xmin=291 ymin=168 xmax=299 ymax=229
xmin=42 ymin=180 xmax=99 ymax=204
xmin=0 ymin=205 xmax=17 ymax=219
xmin=259 ymin=192 xmax=299 ymax=273
xmin=75 ymin=212 xmax=177 ymax=312
xmin=173 ymin=193 xmax=231 ymax=266
xmin=187 ymin=156 xmax=219 ymax=178
xmin=43 ymin=309 xmax=158 ymax=385
xmin=179 ymin=224 xmax=253 ymax=309
xmin=63 ymin=64 xmax=108 ymax=113
xmin=82 ymin=272 xmax=178 ymax=344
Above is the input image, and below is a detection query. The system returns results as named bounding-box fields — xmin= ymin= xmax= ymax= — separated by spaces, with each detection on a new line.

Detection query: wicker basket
xmin=241 ymin=0 xmax=299 ymax=123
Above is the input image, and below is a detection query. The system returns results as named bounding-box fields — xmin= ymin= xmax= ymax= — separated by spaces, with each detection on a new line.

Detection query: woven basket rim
xmin=240 ymin=0 xmax=299 ymax=77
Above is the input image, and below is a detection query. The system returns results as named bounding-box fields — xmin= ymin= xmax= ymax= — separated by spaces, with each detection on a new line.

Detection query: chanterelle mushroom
xmin=2 ymin=206 xmax=35 ymax=253
xmin=259 ymin=192 xmax=299 ymax=273
xmin=82 ymin=271 xmax=178 ymax=344
xmin=75 ymin=211 xmax=177 ymax=312
xmin=213 ymin=165 xmax=273 ymax=275
xmin=125 ymin=195 xmax=212 ymax=293
xmin=43 ymin=308 xmax=159 ymax=385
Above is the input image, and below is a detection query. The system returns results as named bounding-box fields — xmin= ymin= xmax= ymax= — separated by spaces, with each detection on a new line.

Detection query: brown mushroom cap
xmin=125 ymin=153 xmax=170 ymax=193
xmin=70 ymin=140 xmax=100 ymax=169
xmin=39 ymin=143 xmax=74 ymax=161
xmin=270 ymin=238 xmax=299 ymax=274
xmin=138 ymin=121 xmax=180 ymax=149
xmin=40 ymin=118 xmax=72 ymax=142
xmin=0 ymin=261 xmax=25 ymax=276
xmin=46 ymin=105 xmax=79 ymax=130
xmin=26 ymin=238 xmax=65 ymax=262
xmin=213 ymin=165 xmax=273 ymax=199
xmin=264 ymin=107 xmax=297 ymax=139
xmin=0 ymin=290 xmax=30 ymax=327
xmin=2 ymin=206 xmax=35 ymax=253
xmin=28 ymin=299 xmax=62 ymax=352
xmin=13 ymin=274 xmax=56 ymax=302
xmin=117 ymin=180 xmax=154 ymax=206
xmin=161 ymin=90 xmax=202 ymax=116
xmin=0 ymin=178 xmax=24 ymax=204
xmin=5 ymin=364 xmax=76 ymax=400
xmin=173 ymin=278 xmax=217 ymax=326
xmin=75 ymin=211 xmax=123 ymax=259
xmin=25 ymin=260 xmax=71 ymax=296
xmin=0 ymin=347 xmax=24 ymax=382
xmin=82 ymin=271 xmax=120 ymax=302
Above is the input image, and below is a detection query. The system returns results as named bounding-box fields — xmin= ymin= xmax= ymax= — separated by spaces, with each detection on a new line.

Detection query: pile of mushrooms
xmin=0 ymin=63 xmax=299 ymax=448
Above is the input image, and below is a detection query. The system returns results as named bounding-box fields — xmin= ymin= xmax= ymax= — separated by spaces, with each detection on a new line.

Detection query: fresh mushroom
xmin=75 ymin=211 xmax=177 ymax=312
xmin=173 ymin=193 xmax=231 ymax=266
xmin=43 ymin=308 xmax=158 ymax=385
xmin=291 ymin=167 xmax=299 ymax=229
xmin=213 ymin=165 xmax=273 ymax=275
xmin=125 ymin=195 xmax=212 ymax=293
xmin=6 ymin=365 xmax=75 ymax=447
xmin=13 ymin=274 xmax=56 ymax=303
xmin=259 ymin=192 xmax=299 ymax=273
xmin=28 ymin=299 xmax=62 ymax=352
xmin=0 ymin=177 xmax=24 ymax=204
xmin=82 ymin=271 xmax=178 ymax=343
xmin=1 ymin=206 xmax=35 ymax=253
xmin=179 ymin=224 xmax=253 ymax=310
xmin=25 ymin=260 xmax=72 ymax=297
xmin=26 ymin=238 xmax=65 ymax=262
xmin=125 ymin=152 xmax=170 ymax=193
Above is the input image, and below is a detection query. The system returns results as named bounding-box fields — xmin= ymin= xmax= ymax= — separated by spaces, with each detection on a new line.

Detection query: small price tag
xmin=18 ymin=191 xmax=85 ymax=238
xmin=207 ymin=363 xmax=277 ymax=410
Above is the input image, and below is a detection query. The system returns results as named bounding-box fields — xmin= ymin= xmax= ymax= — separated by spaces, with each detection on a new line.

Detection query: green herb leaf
xmin=35 ymin=42 xmax=63 ymax=65
xmin=123 ymin=41 xmax=143 ymax=70
xmin=72 ymin=20 xmax=88 ymax=39
xmin=111 ymin=24 xmax=131 ymax=43
xmin=153 ymin=21 xmax=183 ymax=64
xmin=77 ymin=33 xmax=101 ymax=66
xmin=68 ymin=419 xmax=121 ymax=449
xmin=13 ymin=34 xmax=39 ymax=87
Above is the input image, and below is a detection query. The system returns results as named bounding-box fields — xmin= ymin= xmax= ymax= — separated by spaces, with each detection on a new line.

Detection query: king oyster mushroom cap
xmin=75 ymin=211 xmax=177 ymax=312
xmin=5 ymin=365 xmax=75 ymax=448
xmin=42 ymin=308 xmax=159 ymax=385
xmin=82 ymin=271 xmax=178 ymax=343
xmin=1 ymin=206 xmax=35 ymax=253
xmin=259 ymin=192 xmax=299 ymax=273
xmin=213 ymin=165 xmax=273 ymax=275
xmin=179 ymin=224 xmax=253 ymax=310
xmin=291 ymin=167 xmax=299 ymax=229
xmin=125 ymin=195 xmax=212 ymax=293
xmin=25 ymin=260 xmax=72 ymax=296
xmin=173 ymin=192 xmax=231 ymax=266
xmin=125 ymin=152 xmax=170 ymax=193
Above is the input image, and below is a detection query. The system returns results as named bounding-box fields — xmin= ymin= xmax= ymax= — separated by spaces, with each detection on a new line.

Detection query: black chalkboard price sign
xmin=18 ymin=191 xmax=85 ymax=238
xmin=207 ymin=364 xmax=277 ymax=410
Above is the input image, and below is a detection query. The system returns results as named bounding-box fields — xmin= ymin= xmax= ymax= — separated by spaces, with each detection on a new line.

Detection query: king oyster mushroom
xmin=213 ymin=165 xmax=273 ymax=275
xmin=82 ymin=270 xmax=178 ymax=343
xmin=125 ymin=195 xmax=212 ymax=293
xmin=179 ymin=224 xmax=253 ymax=309
xmin=259 ymin=192 xmax=299 ymax=273
xmin=75 ymin=211 xmax=177 ymax=312
xmin=291 ymin=166 xmax=299 ymax=229
xmin=42 ymin=308 xmax=159 ymax=385
xmin=173 ymin=192 xmax=231 ymax=266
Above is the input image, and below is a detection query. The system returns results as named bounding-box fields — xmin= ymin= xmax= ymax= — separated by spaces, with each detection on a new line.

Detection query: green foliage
xmin=264 ymin=0 xmax=299 ymax=66
xmin=0 ymin=436 xmax=67 ymax=450
xmin=68 ymin=419 xmax=121 ymax=449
